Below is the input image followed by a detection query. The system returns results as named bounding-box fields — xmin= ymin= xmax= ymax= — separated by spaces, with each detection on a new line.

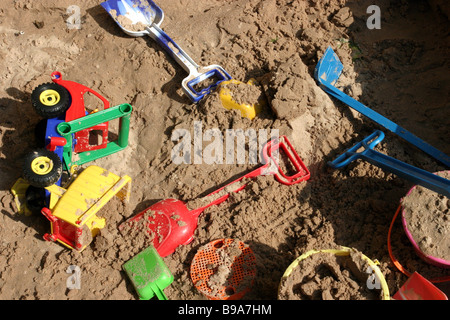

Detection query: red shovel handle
xmin=270 ymin=136 xmax=310 ymax=185
xmin=189 ymin=165 xmax=266 ymax=217
xmin=189 ymin=136 xmax=310 ymax=217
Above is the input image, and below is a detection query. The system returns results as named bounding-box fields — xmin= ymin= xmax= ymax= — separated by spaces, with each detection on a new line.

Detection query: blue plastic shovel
xmin=315 ymin=46 xmax=450 ymax=168
xmin=328 ymin=130 xmax=450 ymax=197
xmin=101 ymin=0 xmax=231 ymax=103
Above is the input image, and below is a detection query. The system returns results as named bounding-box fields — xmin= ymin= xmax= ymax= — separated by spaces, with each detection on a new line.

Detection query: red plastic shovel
xmin=393 ymin=272 xmax=448 ymax=300
xmin=120 ymin=135 xmax=310 ymax=257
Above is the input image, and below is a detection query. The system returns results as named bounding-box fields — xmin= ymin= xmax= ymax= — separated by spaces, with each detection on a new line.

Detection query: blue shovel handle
xmin=329 ymin=130 xmax=450 ymax=197
xmin=150 ymin=25 xmax=232 ymax=103
xmin=149 ymin=24 xmax=199 ymax=74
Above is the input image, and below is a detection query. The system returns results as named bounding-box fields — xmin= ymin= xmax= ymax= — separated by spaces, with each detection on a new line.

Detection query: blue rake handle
xmin=328 ymin=130 xmax=450 ymax=197
xmin=315 ymin=47 xmax=450 ymax=168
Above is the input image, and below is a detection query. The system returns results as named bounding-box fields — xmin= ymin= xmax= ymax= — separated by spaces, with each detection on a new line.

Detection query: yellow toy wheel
xmin=23 ymin=149 xmax=63 ymax=188
xmin=39 ymin=89 xmax=61 ymax=106
xmin=31 ymin=156 xmax=54 ymax=175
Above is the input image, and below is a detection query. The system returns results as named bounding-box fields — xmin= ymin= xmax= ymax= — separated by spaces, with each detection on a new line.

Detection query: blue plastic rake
xmin=329 ymin=130 xmax=450 ymax=197
xmin=315 ymin=46 xmax=450 ymax=168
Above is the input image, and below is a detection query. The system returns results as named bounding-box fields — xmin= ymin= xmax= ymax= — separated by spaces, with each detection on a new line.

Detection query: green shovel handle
xmin=149 ymin=283 xmax=168 ymax=300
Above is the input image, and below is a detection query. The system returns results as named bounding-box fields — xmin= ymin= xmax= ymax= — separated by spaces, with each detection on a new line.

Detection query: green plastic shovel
xmin=122 ymin=245 xmax=174 ymax=300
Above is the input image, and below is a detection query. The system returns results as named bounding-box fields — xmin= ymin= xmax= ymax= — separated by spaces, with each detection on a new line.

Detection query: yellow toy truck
xmin=13 ymin=165 xmax=131 ymax=251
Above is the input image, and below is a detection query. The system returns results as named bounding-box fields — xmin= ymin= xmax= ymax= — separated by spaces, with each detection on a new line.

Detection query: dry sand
xmin=0 ymin=0 xmax=449 ymax=300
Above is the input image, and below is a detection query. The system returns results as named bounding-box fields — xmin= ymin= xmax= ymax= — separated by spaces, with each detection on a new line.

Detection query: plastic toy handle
xmin=281 ymin=247 xmax=390 ymax=300
xmin=183 ymin=66 xmax=232 ymax=103
xmin=188 ymin=137 xmax=284 ymax=216
xmin=189 ymin=163 xmax=269 ymax=218
xmin=330 ymin=130 xmax=450 ymax=197
xmin=362 ymin=147 xmax=450 ymax=198
xmin=189 ymin=136 xmax=310 ymax=216
xmin=147 ymin=24 xmax=198 ymax=74
xmin=269 ymin=136 xmax=311 ymax=185
xmin=147 ymin=25 xmax=232 ymax=102
xmin=328 ymin=130 xmax=385 ymax=169
xmin=149 ymin=283 xmax=168 ymax=300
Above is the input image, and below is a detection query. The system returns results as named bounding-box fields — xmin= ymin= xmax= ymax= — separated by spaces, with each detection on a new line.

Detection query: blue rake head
xmin=328 ymin=130 xmax=450 ymax=197
xmin=316 ymin=46 xmax=450 ymax=168
xmin=328 ymin=130 xmax=385 ymax=169
xmin=314 ymin=46 xmax=344 ymax=86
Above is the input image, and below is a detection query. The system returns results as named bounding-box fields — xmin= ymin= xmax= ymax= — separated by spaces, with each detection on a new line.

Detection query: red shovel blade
xmin=119 ymin=199 xmax=198 ymax=257
xmin=393 ymin=272 xmax=448 ymax=300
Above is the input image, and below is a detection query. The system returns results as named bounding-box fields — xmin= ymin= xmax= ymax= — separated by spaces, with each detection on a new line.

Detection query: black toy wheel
xmin=23 ymin=149 xmax=63 ymax=188
xmin=34 ymin=119 xmax=47 ymax=148
xmin=25 ymin=185 xmax=46 ymax=214
xmin=31 ymin=83 xmax=71 ymax=118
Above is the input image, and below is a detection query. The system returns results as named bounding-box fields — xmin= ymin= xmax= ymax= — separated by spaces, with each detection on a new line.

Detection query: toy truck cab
xmin=43 ymin=71 xmax=111 ymax=153
xmin=22 ymin=71 xmax=132 ymax=189
xmin=11 ymin=73 xmax=134 ymax=251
